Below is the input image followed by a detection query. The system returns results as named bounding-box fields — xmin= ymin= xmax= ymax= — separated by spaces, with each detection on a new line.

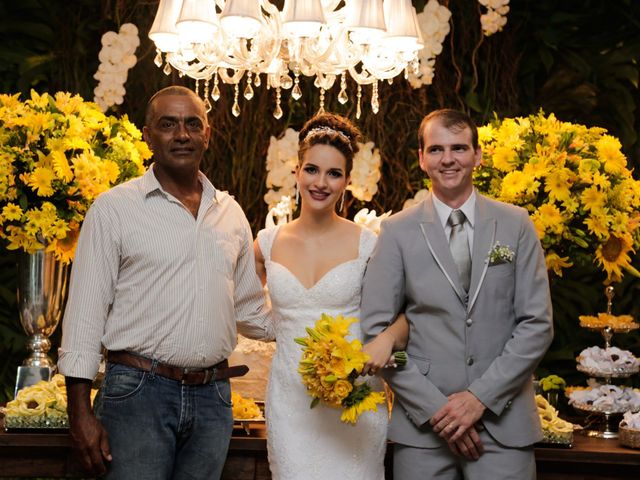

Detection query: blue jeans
xmin=94 ymin=361 xmax=233 ymax=480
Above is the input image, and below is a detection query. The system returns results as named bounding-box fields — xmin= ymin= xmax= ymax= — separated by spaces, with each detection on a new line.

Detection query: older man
xmin=59 ymin=86 xmax=272 ymax=479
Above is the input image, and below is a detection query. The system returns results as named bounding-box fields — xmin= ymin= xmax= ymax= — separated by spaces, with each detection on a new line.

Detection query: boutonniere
xmin=487 ymin=242 xmax=515 ymax=265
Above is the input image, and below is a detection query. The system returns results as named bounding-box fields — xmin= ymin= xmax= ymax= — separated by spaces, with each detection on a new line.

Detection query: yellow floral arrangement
xmin=295 ymin=314 xmax=386 ymax=424
xmin=0 ymin=90 xmax=152 ymax=263
xmin=535 ymin=394 xmax=575 ymax=444
xmin=1 ymin=374 xmax=97 ymax=428
xmin=231 ymin=391 xmax=263 ymax=420
xmin=578 ymin=313 xmax=638 ymax=331
xmin=475 ymin=111 xmax=640 ymax=283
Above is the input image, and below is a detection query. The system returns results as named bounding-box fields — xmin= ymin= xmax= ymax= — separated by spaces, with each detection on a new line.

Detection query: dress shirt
xmin=58 ymin=165 xmax=273 ymax=380
xmin=431 ymin=189 xmax=476 ymax=251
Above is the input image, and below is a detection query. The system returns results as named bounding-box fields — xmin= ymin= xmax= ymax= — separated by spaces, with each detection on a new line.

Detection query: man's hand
xmin=66 ymin=378 xmax=112 ymax=476
xmin=430 ymin=390 xmax=486 ymax=444
xmin=447 ymin=425 xmax=484 ymax=461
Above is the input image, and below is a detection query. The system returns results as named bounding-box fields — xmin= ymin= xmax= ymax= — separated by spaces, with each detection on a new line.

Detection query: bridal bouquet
xmin=295 ymin=313 xmax=403 ymax=424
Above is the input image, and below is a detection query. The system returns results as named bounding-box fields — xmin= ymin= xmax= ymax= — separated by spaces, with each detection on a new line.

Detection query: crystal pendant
xmin=338 ymin=88 xmax=348 ymax=105
xmin=281 ymin=75 xmax=293 ymax=90
xmin=292 ymin=84 xmax=302 ymax=100
xmin=244 ymin=83 xmax=254 ymax=100
xmin=203 ymin=79 xmax=212 ymax=112
xmin=273 ymin=103 xmax=283 ymax=119
xmin=292 ymin=73 xmax=302 ymax=100
xmin=254 ymin=74 xmax=261 ymax=87
xmin=232 ymin=84 xmax=241 ymax=117
xmin=195 ymin=80 xmax=199 ymax=96
xmin=338 ymin=73 xmax=348 ymax=104
xmin=318 ymin=88 xmax=326 ymax=114
xmin=154 ymin=49 xmax=163 ymax=68
xmin=273 ymin=87 xmax=283 ymax=119
xmin=163 ymin=63 xmax=172 ymax=76
xmin=371 ymin=82 xmax=379 ymax=114
xmin=212 ymin=74 xmax=220 ymax=101
xmin=356 ymin=84 xmax=362 ymax=120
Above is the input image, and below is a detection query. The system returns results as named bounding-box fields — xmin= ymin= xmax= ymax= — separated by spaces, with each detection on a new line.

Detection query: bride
xmin=254 ymin=113 xmax=407 ymax=479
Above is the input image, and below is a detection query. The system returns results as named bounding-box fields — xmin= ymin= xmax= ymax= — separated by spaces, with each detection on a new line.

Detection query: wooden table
xmin=1 ymin=419 xmax=639 ymax=478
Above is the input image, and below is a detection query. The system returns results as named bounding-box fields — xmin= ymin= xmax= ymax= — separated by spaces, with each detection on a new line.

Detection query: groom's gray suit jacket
xmin=360 ymin=192 xmax=553 ymax=448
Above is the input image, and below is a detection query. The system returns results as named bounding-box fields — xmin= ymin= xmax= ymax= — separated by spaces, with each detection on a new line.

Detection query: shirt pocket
xmin=206 ymin=231 xmax=239 ymax=277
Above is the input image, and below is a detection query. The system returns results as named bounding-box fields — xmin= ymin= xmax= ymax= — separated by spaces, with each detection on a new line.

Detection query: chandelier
xmin=149 ymin=0 xmax=423 ymax=119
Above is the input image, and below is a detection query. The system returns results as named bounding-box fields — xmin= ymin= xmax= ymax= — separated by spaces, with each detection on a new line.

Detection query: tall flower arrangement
xmin=0 ymin=90 xmax=152 ymax=263
xmin=476 ymin=112 xmax=640 ymax=283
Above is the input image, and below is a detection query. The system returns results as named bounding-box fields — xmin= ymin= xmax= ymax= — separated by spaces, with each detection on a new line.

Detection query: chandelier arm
xmin=218 ymin=68 xmax=247 ymax=85
xmin=347 ymin=66 xmax=378 ymax=86
xmin=166 ymin=53 xmax=217 ymax=80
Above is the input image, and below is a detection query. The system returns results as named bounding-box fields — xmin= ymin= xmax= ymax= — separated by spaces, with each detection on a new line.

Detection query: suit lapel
xmin=419 ymin=194 xmax=468 ymax=305
xmin=467 ymin=195 xmax=496 ymax=312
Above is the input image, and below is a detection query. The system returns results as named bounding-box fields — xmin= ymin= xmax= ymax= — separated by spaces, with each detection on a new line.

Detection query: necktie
xmin=448 ymin=209 xmax=471 ymax=292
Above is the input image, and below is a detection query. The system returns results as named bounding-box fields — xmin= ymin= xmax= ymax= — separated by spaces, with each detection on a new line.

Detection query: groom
xmin=360 ymin=109 xmax=553 ymax=479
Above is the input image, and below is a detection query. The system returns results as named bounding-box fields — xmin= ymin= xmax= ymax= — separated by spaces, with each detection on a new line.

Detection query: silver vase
xmin=16 ymin=249 xmax=70 ymax=368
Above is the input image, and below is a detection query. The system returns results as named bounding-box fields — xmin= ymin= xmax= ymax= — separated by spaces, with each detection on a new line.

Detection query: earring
xmin=338 ymin=190 xmax=345 ymax=212
xmin=294 ymin=183 xmax=299 ymax=206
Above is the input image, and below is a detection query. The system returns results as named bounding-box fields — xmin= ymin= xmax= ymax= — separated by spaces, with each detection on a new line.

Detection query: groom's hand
xmin=447 ymin=425 xmax=484 ymax=460
xmin=430 ymin=391 xmax=486 ymax=444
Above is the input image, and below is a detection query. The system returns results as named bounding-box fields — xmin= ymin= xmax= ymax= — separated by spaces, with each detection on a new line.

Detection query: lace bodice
xmin=257 ymin=224 xmax=387 ymax=480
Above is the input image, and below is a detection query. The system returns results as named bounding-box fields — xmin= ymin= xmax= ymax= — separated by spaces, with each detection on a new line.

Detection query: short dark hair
xmin=297 ymin=112 xmax=361 ymax=174
xmin=418 ymin=109 xmax=479 ymax=151
xmin=145 ymin=86 xmax=206 ymax=127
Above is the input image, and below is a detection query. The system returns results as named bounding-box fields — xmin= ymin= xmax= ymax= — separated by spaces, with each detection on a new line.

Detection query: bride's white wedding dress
xmin=257 ymin=225 xmax=387 ymax=480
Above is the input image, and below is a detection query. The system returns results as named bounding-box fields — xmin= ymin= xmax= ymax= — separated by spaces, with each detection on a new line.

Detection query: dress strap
xmin=256 ymin=225 xmax=280 ymax=261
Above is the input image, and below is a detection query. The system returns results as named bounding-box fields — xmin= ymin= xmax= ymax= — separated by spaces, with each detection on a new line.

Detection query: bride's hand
xmin=361 ymin=334 xmax=395 ymax=375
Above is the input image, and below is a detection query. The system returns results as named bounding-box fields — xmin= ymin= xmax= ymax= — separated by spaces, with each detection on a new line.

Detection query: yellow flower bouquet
xmin=475 ymin=111 xmax=640 ymax=283
xmin=295 ymin=314 xmax=387 ymax=424
xmin=0 ymin=90 xmax=152 ymax=263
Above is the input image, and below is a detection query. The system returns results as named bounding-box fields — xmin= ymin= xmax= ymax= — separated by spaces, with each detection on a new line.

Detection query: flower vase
xmin=16 ymin=249 xmax=70 ymax=369
xmin=544 ymin=391 xmax=560 ymax=409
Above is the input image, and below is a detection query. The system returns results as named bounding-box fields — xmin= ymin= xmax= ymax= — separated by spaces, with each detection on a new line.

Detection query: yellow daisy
xmin=545 ymin=252 xmax=573 ymax=277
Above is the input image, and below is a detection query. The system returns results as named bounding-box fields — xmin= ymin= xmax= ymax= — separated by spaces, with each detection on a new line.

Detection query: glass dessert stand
xmin=573 ymin=287 xmax=639 ymax=439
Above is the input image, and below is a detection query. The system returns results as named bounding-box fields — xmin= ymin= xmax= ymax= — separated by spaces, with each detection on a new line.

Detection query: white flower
xmin=353 ymin=208 xmax=391 ymax=235
xmin=479 ymin=0 xmax=510 ymax=36
xmin=265 ymin=195 xmax=294 ymax=228
xmin=264 ymin=128 xmax=299 ymax=209
xmin=403 ymin=189 xmax=430 ymax=210
xmin=408 ymin=0 xmax=451 ymax=89
xmin=487 ymin=242 xmax=515 ymax=264
xmin=93 ymin=23 xmax=139 ymax=111
xmin=348 ymin=141 xmax=382 ymax=202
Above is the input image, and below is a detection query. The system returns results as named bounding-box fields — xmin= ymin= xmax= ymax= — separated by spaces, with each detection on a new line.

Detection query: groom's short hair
xmin=418 ymin=109 xmax=479 ymax=152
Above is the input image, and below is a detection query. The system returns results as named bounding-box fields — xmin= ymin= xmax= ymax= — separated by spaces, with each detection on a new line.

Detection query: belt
xmin=106 ymin=350 xmax=249 ymax=385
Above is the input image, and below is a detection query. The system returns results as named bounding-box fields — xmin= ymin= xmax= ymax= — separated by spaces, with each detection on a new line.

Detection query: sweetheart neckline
xmin=269 ymin=258 xmax=360 ymax=291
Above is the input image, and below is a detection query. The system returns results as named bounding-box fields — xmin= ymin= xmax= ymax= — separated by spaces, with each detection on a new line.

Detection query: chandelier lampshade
xmin=345 ymin=0 xmax=386 ymax=45
xmin=176 ymin=0 xmax=218 ymax=43
xmin=282 ymin=0 xmax=326 ymax=38
xmin=149 ymin=0 xmax=183 ymax=52
xmin=220 ymin=0 xmax=263 ymax=38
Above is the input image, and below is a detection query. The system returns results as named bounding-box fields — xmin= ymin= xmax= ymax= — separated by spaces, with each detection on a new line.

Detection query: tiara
xmin=305 ymin=126 xmax=352 ymax=149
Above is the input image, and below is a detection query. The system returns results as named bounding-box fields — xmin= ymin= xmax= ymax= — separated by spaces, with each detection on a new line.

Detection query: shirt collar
xmin=432 ymin=188 xmax=476 ymax=230
xmin=141 ymin=163 xmax=219 ymax=205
